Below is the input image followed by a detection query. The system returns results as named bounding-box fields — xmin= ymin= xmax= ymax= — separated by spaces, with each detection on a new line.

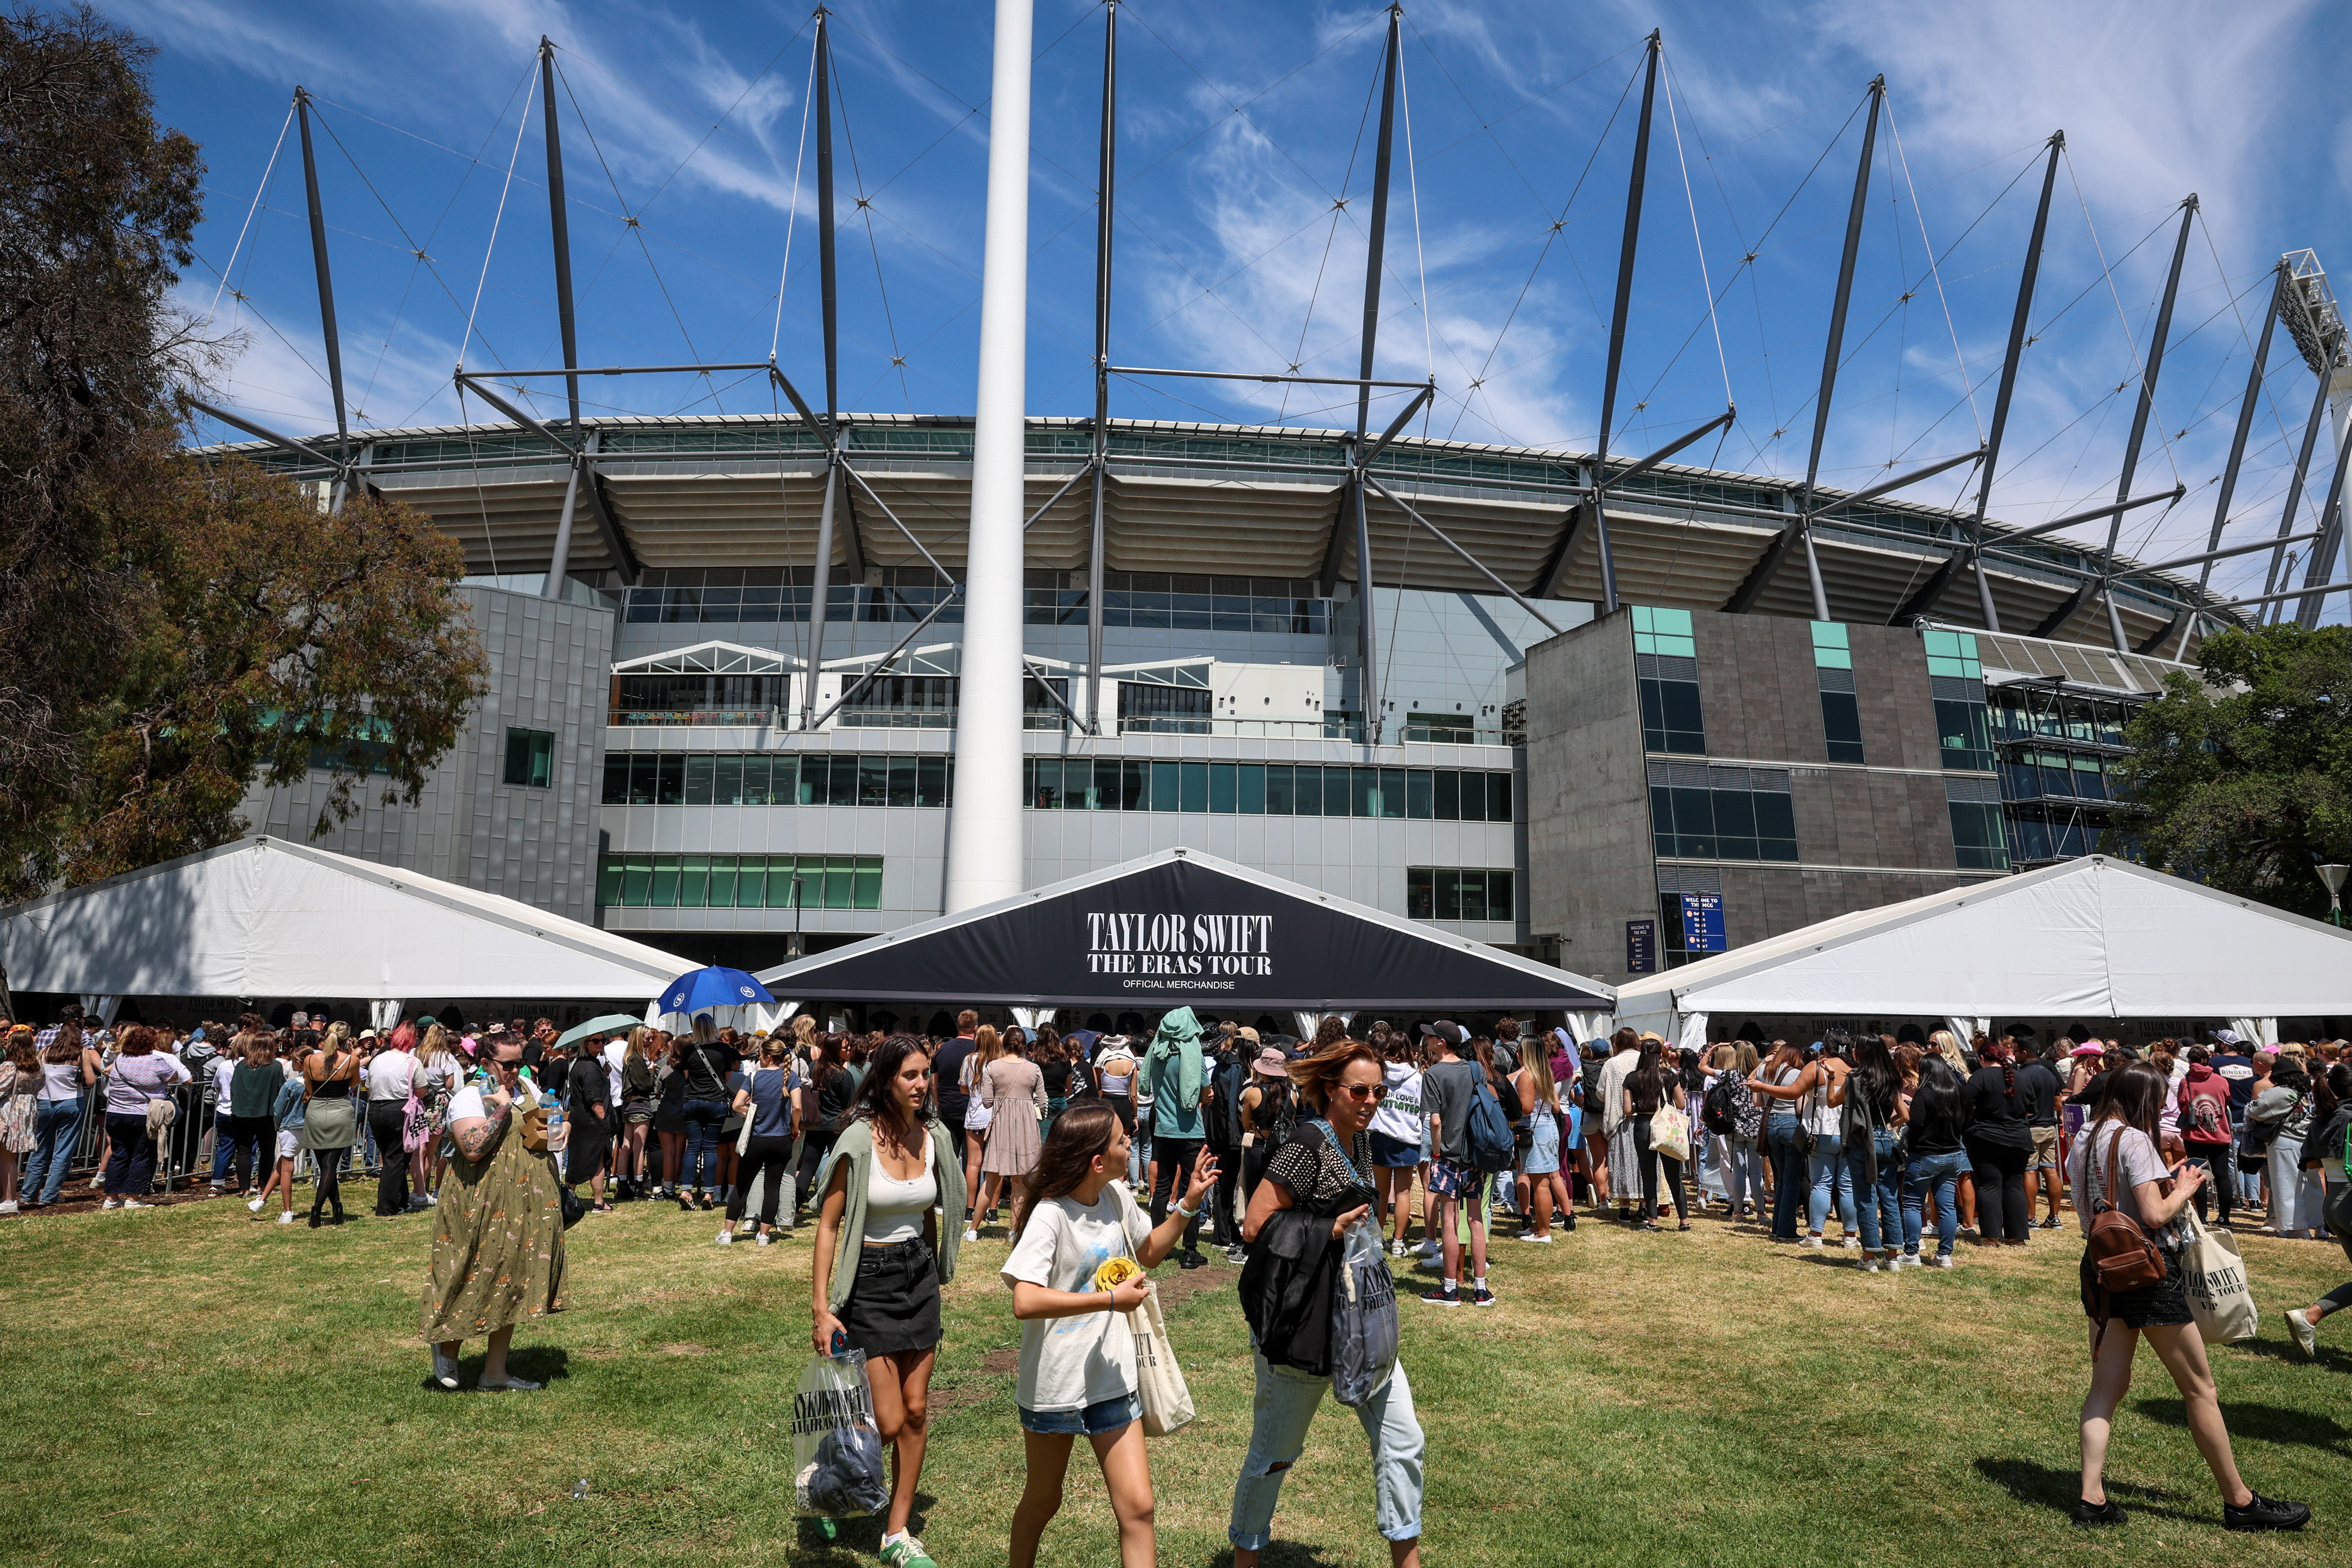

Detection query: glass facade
xmin=602 ymin=752 xmax=953 ymax=807
xmin=1024 ymin=760 xmax=1514 ymax=820
xmin=1634 ymin=606 xmax=1705 ymax=755
xmin=1406 ymin=867 xmax=1516 ymax=922
xmin=1648 ymin=764 xmax=1797 ymax=862
xmin=1811 ymin=623 xmax=1865 ymax=764
xmin=596 ymin=852 xmax=883 ymax=910
xmin=618 ymin=569 xmax=1333 ymax=633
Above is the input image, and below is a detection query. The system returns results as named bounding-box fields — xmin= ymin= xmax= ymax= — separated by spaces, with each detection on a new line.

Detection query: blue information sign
xmin=1681 ymin=893 xmax=1726 ymax=953
xmin=1625 ymin=918 xmax=1658 ymax=974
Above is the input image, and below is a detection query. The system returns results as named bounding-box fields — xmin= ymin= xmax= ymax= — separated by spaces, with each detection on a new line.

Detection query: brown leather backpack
xmin=2086 ymin=1124 xmax=2166 ymax=1294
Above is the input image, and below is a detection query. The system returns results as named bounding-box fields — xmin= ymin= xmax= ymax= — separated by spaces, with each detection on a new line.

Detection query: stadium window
xmin=683 ymin=755 xmax=714 ymax=805
xmin=1409 ymin=867 xmax=1514 ymax=922
xmin=595 ymin=852 xmax=883 ymax=911
xmin=503 ymin=727 xmax=554 ymax=788
xmin=1650 ymin=771 xmax=1797 ymax=862
xmin=1819 ymin=690 xmax=1866 ymax=765
xmin=1935 ymin=698 xmax=1995 ymax=773
xmin=1638 ymin=673 xmax=1706 ymax=754
xmin=1949 ymin=801 xmax=2009 ymax=871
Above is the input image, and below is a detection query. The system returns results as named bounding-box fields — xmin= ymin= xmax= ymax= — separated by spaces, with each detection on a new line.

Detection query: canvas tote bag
xmin=2179 ymin=1209 xmax=2258 ymax=1343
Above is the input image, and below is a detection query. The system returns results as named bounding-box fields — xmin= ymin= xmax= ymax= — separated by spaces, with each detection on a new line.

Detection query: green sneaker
xmin=879 ymin=1537 xmax=937 ymax=1568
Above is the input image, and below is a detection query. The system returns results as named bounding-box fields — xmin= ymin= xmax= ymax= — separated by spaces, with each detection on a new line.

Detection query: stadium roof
xmin=200 ymin=413 xmax=2234 ymax=652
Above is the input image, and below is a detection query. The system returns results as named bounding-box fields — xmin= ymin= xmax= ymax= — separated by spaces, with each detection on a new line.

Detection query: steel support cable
xmin=1883 ymin=92 xmax=1982 ymax=442
xmin=1401 ymin=14 xmax=1596 ymax=226
xmin=184 ymin=249 xmax=339 ymax=403
xmin=308 ymin=107 xmax=501 ymax=414
xmin=1441 ymin=53 xmax=1642 ymax=440
xmin=1117 ymin=6 xmax=1356 ymax=203
xmin=2066 ymin=151 xmax=2186 ymax=490
xmin=552 ymin=58 xmax=716 ymax=414
xmin=208 ymin=99 xmax=295 ymax=320
xmin=454 ymin=380 xmax=502 ymax=576
xmin=1660 ymin=45 xmax=1732 ymax=412
xmin=823 ymin=53 xmax=912 ymax=415
xmin=1381 ymin=41 xmax=1434 ymax=690
xmin=1277 ymin=46 xmax=1381 ymax=422
xmin=460 ymin=56 xmax=540 ymax=373
xmin=1415 ymin=35 xmax=1644 ymax=165
xmin=771 ymin=37 xmax=820 ymax=363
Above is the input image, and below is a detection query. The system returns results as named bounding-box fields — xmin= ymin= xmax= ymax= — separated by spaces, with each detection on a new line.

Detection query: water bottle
xmin=545 ymin=1101 xmax=563 ymax=1144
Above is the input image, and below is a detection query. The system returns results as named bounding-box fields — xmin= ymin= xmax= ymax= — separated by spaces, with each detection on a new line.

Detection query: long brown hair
xmin=6 ymin=1027 xmax=37 ymax=1075
xmin=2089 ymin=1060 xmax=2168 ymax=1144
xmin=1310 ymin=1014 xmax=1349 ymax=1051
xmin=41 ymin=1019 xmax=84 ymax=1065
xmin=1010 ymin=1101 xmax=1122 ymax=1242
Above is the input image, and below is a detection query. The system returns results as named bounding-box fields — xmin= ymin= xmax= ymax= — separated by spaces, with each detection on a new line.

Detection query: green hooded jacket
xmin=1143 ymin=1007 xmax=1207 ymax=1141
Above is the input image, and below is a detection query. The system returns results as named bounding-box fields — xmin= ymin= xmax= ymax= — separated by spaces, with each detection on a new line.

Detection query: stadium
xmin=185 ymin=9 xmax=2348 ymax=1002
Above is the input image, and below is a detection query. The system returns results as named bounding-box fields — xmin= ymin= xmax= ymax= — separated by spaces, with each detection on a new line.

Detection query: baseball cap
xmin=1237 ymin=1026 xmax=1261 ymax=1045
xmin=1418 ymin=1020 xmax=1467 ymax=1045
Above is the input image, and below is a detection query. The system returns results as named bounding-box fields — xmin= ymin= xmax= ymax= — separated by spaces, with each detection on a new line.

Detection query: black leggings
xmin=728 ymin=1135 xmax=795 ymax=1227
xmin=1964 ymin=1136 xmax=2031 ymax=1242
xmin=2186 ymin=1145 xmax=2234 ymax=1225
xmin=796 ymin=1131 xmax=836 ymax=1215
xmin=308 ymin=1147 xmax=349 ymax=1220
xmin=1631 ymin=1117 xmax=1687 ymax=1223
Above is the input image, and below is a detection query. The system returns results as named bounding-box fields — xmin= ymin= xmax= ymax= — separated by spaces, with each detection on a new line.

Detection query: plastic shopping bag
xmin=791 ymin=1346 xmax=890 ymax=1517
xmin=1133 ymin=1282 xmax=1195 ymax=1437
xmin=2179 ymin=1211 xmax=2258 ymax=1344
xmin=1329 ymin=1216 xmax=1399 ymax=1408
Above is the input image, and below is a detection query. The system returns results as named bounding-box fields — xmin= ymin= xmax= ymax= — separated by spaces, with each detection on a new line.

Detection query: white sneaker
xmin=0 ymin=1199 xmax=16 ymax=1214
xmin=1414 ymin=1254 xmax=1444 ymax=1272
xmin=963 ymin=1227 xmax=979 ymax=1243
xmin=1519 ymin=1232 xmax=1555 ymax=1244
xmin=716 ymin=1228 xmax=734 ymax=1245
xmin=101 ymin=1198 xmax=120 ymax=1210
xmin=1388 ymin=1239 xmax=1408 ymax=1257
xmin=1833 ymin=1235 xmax=1854 ymax=1249
xmin=278 ymin=1211 xmax=297 ymax=1225
xmin=1415 ymin=1239 xmax=1442 ymax=1259
xmin=122 ymin=1198 xmax=152 ymax=1209
xmin=1930 ymin=1253 xmax=1953 ymax=1269
xmin=248 ymin=1195 xmax=266 ymax=1213
xmin=430 ymin=1349 xmax=462 ymax=1390
xmin=1799 ymin=1235 xmax=1823 ymax=1249
xmin=755 ymin=1233 xmax=773 ymax=1248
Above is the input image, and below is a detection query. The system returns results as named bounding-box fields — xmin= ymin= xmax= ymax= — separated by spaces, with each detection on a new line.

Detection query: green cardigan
xmin=818 ymin=1115 xmax=967 ymax=1313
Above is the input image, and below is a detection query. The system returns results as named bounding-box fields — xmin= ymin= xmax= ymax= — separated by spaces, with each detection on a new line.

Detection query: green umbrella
xmin=556 ymin=1014 xmax=644 ymax=1049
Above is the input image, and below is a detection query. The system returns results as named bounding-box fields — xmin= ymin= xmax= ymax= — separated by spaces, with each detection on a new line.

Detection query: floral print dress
xmin=419 ymin=1086 xmax=567 ymax=1341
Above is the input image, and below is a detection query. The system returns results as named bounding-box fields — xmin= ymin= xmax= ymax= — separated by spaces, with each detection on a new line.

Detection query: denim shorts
xmin=1019 ymin=1391 xmax=1140 ymax=1436
xmin=1368 ymin=1130 xmax=1420 ymax=1169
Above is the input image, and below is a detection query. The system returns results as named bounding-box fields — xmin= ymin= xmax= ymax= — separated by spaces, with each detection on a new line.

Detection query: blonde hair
xmin=325 ymin=1021 xmax=352 ymax=1047
xmin=973 ymin=1024 xmax=1004 ymax=1070
xmin=625 ymin=1025 xmax=655 ymax=1064
xmin=1927 ymin=1029 xmax=1967 ymax=1079
xmin=419 ymin=1022 xmax=452 ymax=1065
xmin=1519 ymin=1045 xmax=1558 ymax=1111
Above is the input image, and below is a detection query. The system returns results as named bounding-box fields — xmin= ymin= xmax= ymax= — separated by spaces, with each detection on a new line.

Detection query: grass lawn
xmin=4 ymin=1188 xmax=2350 ymax=1567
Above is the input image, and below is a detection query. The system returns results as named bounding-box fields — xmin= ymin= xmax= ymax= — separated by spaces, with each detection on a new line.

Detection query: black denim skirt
xmin=2079 ymin=1244 xmax=2193 ymax=1330
xmin=842 ymin=1236 xmax=942 ymax=1357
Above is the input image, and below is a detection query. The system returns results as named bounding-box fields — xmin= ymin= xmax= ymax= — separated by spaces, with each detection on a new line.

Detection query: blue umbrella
xmin=652 ymin=966 xmax=777 ymax=1032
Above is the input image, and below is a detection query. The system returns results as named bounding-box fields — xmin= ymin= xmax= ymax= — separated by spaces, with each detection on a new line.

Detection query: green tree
xmin=2111 ymin=623 xmax=2352 ymax=919
xmin=0 ymin=6 xmax=485 ymax=897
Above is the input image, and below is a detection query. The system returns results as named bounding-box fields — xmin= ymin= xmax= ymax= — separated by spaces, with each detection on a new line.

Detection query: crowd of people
xmin=4 ymin=998 xmax=2338 ymax=1550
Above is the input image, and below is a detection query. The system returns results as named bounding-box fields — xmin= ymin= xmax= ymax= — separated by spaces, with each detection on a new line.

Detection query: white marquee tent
xmin=0 ymin=836 xmax=686 ymax=1019
xmin=1613 ymin=856 xmax=2352 ymax=1049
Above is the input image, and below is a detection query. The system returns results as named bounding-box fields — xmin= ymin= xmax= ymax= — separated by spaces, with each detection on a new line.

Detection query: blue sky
xmin=113 ymin=0 xmax=2352 ymax=613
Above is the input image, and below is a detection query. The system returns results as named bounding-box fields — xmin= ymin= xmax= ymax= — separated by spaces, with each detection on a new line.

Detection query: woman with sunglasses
xmin=1232 ymin=1035 xmax=1424 ymax=1568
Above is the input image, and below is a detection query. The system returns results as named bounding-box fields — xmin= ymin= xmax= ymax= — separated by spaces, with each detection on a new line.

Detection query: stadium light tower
xmin=944 ymin=0 xmax=1034 ymax=915
xmin=2278 ymin=250 xmax=2352 ymax=627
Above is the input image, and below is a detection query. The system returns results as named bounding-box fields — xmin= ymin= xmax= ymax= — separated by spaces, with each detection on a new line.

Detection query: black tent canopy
xmin=754 ymin=848 xmax=1614 ymax=1011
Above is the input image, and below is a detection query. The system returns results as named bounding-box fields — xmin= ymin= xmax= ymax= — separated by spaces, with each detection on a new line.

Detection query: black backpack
xmin=1701 ymin=1075 xmax=1735 ymax=1136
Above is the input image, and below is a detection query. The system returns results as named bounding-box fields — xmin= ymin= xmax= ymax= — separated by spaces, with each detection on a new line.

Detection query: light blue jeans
xmin=1806 ymin=1142 xmax=1856 ymax=1237
xmin=2269 ymin=1138 xmax=2324 ymax=1235
xmin=1901 ymin=1149 xmax=1970 ymax=1258
xmin=1230 ymin=1349 xmax=1424 ymax=1549
xmin=1843 ymin=1129 xmax=1902 ymax=1252
xmin=1722 ymin=1135 xmax=1766 ymax=1211
xmin=25 ymin=1097 xmax=85 ymax=1204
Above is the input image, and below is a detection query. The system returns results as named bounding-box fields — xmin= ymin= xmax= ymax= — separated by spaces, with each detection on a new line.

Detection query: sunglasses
xmin=1334 ymin=1081 xmax=1390 ymax=1101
